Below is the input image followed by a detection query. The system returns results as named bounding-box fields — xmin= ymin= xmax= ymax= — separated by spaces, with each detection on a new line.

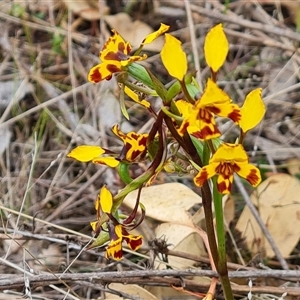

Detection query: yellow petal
xmin=194 ymin=163 xmax=218 ymax=187
xmin=199 ymin=78 xmax=231 ymax=106
xmin=124 ymin=86 xmax=150 ymax=108
xmin=106 ymin=238 xmax=123 ymax=260
xmin=209 ymin=102 xmax=241 ymax=123
xmin=176 ymin=100 xmax=193 ymax=118
xmin=161 ymin=34 xmax=187 ymax=81
xmin=239 ymin=88 xmax=265 ymax=133
xmin=67 ymin=145 xmax=105 ymax=162
xmin=92 ymin=156 xmax=120 ymax=167
xmin=100 ymin=30 xmax=131 ymax=58
xmin=236 ymin=162 xmax=261 ymax=187
xmin=120 ymin=54 xmax=148 ymax=67
xmin=204 ymin=24 xmax=229 ymax=72
xmin=217 ymin=172 xmax=234 ymax=194
xmin=211 ymin=143 xmax=248 ymax=163
xmin=112 ymin=125 xmax=148 ymax=161
xmin=88 ymin=62 xmax=121 ymax=83
xmin=100 ymin=185 xmax=113 ymax=214
xmin=112 ymin=124 xmax=127 ymax=142
xmin=90 ymin=221 xmax=98 ymax=232
xmin=142 ymin=23 xmax=170 ymax=45
xmin=124 ymin=234 xmax=143 ymax=251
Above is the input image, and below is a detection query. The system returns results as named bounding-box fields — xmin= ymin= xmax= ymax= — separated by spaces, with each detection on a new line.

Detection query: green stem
xmin=117 ymin=162 xmax=133 ymax=184
xmin=180 ymin=80 xmax=195 ymax=104
xmin=212 ymin=176 xmax=234 ymax=299
xmin=163 ymin=114 xmax=233 ymax=297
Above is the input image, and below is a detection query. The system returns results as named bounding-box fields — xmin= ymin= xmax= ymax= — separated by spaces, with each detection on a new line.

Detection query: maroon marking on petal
xmin=179 ymin=122 xmax=189 ymax=135
xmin=104 ymin=51 xmax=119 ymax=61
xmin=194 ymin=169 xmax=208 ymax=186
xmin=201 ymin=125 xmax=220 ymax=139
xmin=118 ymin=41 xmax=125 ymax=53
xmin=106 ymin=64 xmax=121 ymax=74
xmin=124 ymin=236 xmax=143 ymax=251
xmin=130 ymin=133 xmax=140 ymax=140
xmin=232 ymin=163 xmax=241 ymax=173
xmin=130 ymin=149 xmax=141 ymax=161
xmin=247 ymin=169 xmax=260 ymax=185
xmin=216 ymin=163 xmax=233 ymax=178
xmin=217 ymin=179 xmax=231 ymax=194
xmin=121 ymin=227 xmax=130 ymax=236
xmin=217 ymin=180 xmax=227 ymax=193
xmin=199 ymin=108 xmax=214 ymax=123
xmin=90 ymin=68 xmax=102 ymax=83
xmin=138 ymin=136 xmax=148 ymax=146
xmin=191 ymin=131 xmax=205 ymax=139
xmin=207 ymin=106 xmax=221 ymax=115
xmin=228 ymin=109 xmax=241 ymax=123
xmin=104 ymin=51 xmax=127 ymax=61
xmin=112 ymin=249 xmax=123 ymax=260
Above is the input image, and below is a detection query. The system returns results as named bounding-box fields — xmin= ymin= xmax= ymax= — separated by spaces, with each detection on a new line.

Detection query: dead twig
xmin=0 ymin=269 xmax=300 ymax=295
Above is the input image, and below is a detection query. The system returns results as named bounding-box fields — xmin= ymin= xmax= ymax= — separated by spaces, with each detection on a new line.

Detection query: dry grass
xmin=0 ymin=0 xmax=300 ymax=299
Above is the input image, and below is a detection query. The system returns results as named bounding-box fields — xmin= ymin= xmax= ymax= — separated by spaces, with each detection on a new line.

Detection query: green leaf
xmin=146 ymin=69 xmax=168 ymax=102
xmin=89 ymin=231 xmax=110 ymax=249
xmin=166 ymin=81 xmax=181 ymax=101
xmin=127 ymin=63 xmax=154 ymax=89
xmin=190 ymin=135 xmax=204 ymax=158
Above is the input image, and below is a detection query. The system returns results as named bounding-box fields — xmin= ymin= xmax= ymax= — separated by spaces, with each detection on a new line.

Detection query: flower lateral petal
xmin=204 ymin=24 xmax=229 ymax=72
xmin=142 ymin=23 xmax=170 ymax=45
xmin=88 ymin=62 xmax=121 ymax=83
xmin=67 ymin=145 xmax=105 ymax=162
xmin=161 ymin=34 xmax=187 ymax=81
xmin=239 ymin=88 xmax=265 ymax=133
xmin=112 ymin=125 xmax=148 ymax=162
xmin=99 ymin=185 xmax=113 ymax=214
xmin=194 ymin=163 xmax=218 ymax=187
xmin=124 ymin=86 xmax=150 ymax=108
xmin=236 ymin=163 xmax=261 ymax=187
xmin=92 ymin=156 xmax=120 ymax=167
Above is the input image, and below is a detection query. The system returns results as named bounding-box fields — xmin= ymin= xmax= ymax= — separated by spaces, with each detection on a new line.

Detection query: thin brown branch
xmin=0 ymin=269 xmax=300 ymax=298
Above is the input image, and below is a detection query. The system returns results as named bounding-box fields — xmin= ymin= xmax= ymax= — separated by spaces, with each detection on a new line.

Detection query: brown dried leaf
xmin=236 ymin=173 xmax=300 ymax=257
xmin=62 ymin=0 xmax=109 ymax=20
xmin=103 ymin=13 xmax=165 ymax=51
xmin=286 ymin=158 xmax=300 ymax=176
xmin=124 ymin=183 xmax=202 ymax=227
